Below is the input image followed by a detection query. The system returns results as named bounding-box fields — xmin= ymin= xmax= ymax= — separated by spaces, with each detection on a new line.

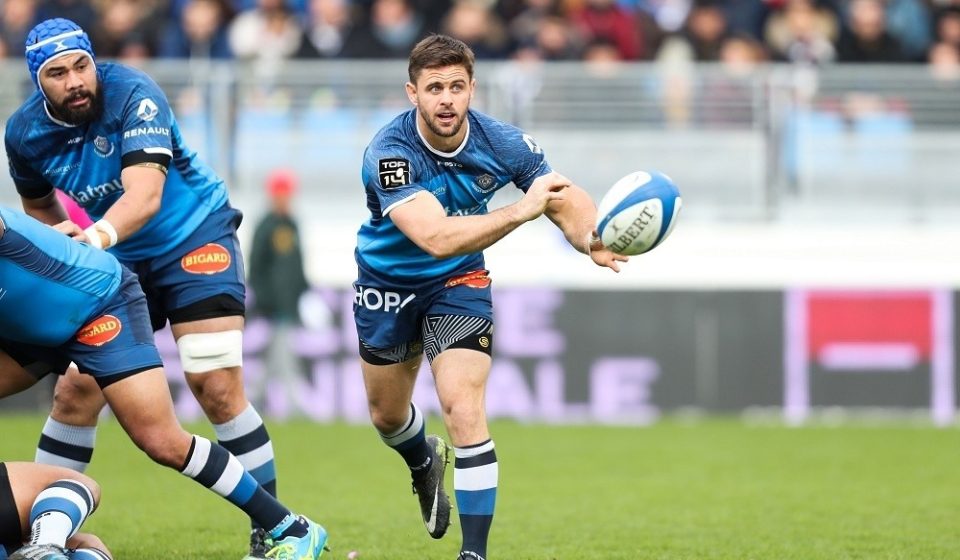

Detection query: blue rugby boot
xmin=266 ymin=516 xmax=328 ymax=560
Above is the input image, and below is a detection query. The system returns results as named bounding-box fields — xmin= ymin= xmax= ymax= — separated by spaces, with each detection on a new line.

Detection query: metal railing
xmin=0 ymin=61 xmax=958 ymax=223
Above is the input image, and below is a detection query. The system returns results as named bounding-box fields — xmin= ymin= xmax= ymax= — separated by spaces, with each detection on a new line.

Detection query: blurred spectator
xmin=835 ymin=0 xmax=904 ymax=62
xmin=934 ymin=7 xmax=960 ymax=50
xmin=506 ymin=0 xmax=561 ymax=52
xmin=442 ymin=0 xmax=511 ymax=59
xmin=91 ymin=0 xmax=163 ymax=58
xmin=249 ymin=168 xmax=309 ymax=322
xmin=1 ymin=0 xmax=37 ymax=57
xmin=340 ymin=0 xmax=427 ymax=58
xmin=721 ymin=0 xmax=771 ymax=39
xmin=229 ymin=0 xmax=302 ymax=59
xmin=636 ymin=0 xmax=692 ymax=34
xmin=885 ymin=0 xmax=933 ymax=61
xmin=160 ymin=0 xmax=234 ymax=58
xmin=529 ymin=14 xmax=583 ymax=59
xmin=764 ymin=0 xmax=837 ymax=64
xmin=294 ymin=0 xmax=352 ymax=58
xmin=36 ymin=0 xmax=96 ymax=34
xmin=247 ymin=168 xmax=310 ymax=414
xmin=229 ymin=0 xmax=302 ymax=77
xmin=699 ymin=34 xmax=766 ymax=125
xmin=928 ymin=40 xmax=960 ymax=81
xmin=680 ymin=1 xmax=729 ymax=61
xmin=569 ymin=0 xmax=646 ymax=60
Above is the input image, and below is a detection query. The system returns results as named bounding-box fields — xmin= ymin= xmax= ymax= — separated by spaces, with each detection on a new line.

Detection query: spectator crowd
xmin=0 ymin=0 xmax=958 ymax=67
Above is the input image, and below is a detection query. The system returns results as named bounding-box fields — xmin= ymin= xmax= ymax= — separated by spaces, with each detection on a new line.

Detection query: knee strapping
xmin=177 ymin=330 xmax=243 ymax=373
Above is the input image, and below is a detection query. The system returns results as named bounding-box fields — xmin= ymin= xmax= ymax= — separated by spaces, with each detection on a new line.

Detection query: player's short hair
xmin=408 ymin=34 xmax=475 ymax=84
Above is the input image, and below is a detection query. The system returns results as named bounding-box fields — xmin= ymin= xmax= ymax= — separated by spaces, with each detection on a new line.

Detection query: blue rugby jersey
xmin=356 ymin=108 xmax=552 ymax=281
xmin=4 ymin=62 xmax=228 ymax=261
xmin=0 ymin=206 xmax=121 ymax=345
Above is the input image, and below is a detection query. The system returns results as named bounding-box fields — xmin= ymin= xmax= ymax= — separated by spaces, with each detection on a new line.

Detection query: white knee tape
xmin=177 ymin=330 xmax=243 ymax=373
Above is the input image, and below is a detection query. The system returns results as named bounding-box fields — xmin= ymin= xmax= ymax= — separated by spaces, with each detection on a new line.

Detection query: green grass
xmin=2 ymin=415 xmax=959 ymax=559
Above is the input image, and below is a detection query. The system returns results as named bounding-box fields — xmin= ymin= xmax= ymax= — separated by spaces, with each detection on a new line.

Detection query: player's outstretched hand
xmin=516 ymin=172 xmax=570 ymax=222
xmin=588 ymin=230 xmax=629 ymax=272
xmin=51 ymin=220 xmax=86 ymax=240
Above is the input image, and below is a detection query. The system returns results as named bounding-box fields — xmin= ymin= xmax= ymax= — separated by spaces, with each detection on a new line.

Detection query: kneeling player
xmin=0 ymin=461 xmax=110 ymax=560
xmin=0 ymin=206 xmax=329 ymax=560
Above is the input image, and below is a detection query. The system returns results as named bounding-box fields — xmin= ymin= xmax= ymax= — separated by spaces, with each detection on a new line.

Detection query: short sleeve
xmin=4 ymin=124 xmax=52 ymax=199
xmin=361 ymin=143 xmax=427 ymax=217
xmin=119 ymin=76 xmax=174 ymax=169
xmin=499 ymin=127 xmax=552 ymax=192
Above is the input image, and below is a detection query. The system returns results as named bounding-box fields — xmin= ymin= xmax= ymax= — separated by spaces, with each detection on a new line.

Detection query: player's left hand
xmin=51 ymin=220 xmax=87 ymax=241
xmin=588 ymin=230 xmax=628 ymax=272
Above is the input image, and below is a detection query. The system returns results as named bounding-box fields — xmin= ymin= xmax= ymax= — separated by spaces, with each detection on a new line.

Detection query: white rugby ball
xmin=595 ymin=170 xmax=682 ymax=256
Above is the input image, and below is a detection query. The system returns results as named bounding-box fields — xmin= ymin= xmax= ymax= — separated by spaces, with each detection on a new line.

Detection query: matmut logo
xmin=181 ymin=243 xmax=231 ymax=275
xmin=77 ymin=315 xmax=122 ymax=346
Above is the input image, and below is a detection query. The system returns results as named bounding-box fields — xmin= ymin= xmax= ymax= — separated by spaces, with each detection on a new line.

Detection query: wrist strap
xmin=83 ymin=219 xmax=119 ymax=250
xmin=95 ymin=219 xmax=119 ymax=248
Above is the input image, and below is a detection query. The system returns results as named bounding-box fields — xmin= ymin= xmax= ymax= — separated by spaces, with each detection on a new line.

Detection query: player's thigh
xmin=0 ymin=349 xmax=40 ymax=399
xmin=0 ymin=340 xmax=64 ymax=398
xmin=360 ymin=355 xmax=423 ymax=412
xmin=99 ymin=367 xmax=184 ymax=446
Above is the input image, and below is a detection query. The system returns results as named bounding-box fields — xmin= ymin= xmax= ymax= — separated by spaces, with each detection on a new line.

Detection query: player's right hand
xmin=51 ymin=220 xmax=86 ymax=240
xmin=516 ymin=172 xmax=570 ymax=222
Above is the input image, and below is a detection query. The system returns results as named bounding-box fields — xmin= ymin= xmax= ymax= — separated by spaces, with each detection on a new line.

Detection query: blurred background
xmin=1 ymin=0 xmax=959 ymax=426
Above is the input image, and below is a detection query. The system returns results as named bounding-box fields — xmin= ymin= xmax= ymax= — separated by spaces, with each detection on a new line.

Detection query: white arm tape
xmin=82 ymin=219 xmax=118 ymax=250
xmin=83 ymin=224 xmax=103 ymax=249
xmin=177 ymin=330 xmax=244 ymax=373
xmin=95 ymin=219 xmax=119 ymax=248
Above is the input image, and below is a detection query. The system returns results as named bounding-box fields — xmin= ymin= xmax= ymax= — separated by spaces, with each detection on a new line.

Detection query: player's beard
xmin=49 ymin=86 xmax=103 ymax=126
xmin=424 ymin=108 xmax=466 ymax=139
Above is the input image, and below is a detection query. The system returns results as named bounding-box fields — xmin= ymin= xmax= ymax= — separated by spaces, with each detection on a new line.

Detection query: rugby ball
xmin=595 ymin=170 xmax=682 ymax=256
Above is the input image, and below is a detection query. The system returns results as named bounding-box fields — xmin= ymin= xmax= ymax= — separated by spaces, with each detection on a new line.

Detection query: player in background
xmin=3 ymin=19 xmax=278 ymax=559
xmin=1 ymin=462 xmax=111 ymax=560
xmin=354 ymin=34 xmax=628 ymax=560
xmin=0 ymin=206 xmax=328 ymax=560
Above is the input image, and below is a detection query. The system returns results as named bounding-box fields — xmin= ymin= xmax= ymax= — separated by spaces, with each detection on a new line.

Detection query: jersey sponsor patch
xmin=181 ymin=243 xmax=231 ymax=275
xmin=444 ymin=269 xmax=491 ymax=289
xmin=378 ymin=158 xmax=411 ymax=190
xmin=76 ymin=315 xmax=122 ymax=346
xmin=137 ymin=98 xmax=159 ymax=122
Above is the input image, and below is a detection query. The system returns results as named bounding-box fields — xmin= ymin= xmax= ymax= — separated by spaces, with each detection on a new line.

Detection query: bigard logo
xmin=378 ymin=158 xmax=410 ymax=190
xmin=181 ymin=243 xmax=231 ymax=275
xmin=444 ymin=270 xmax=491 ymax=289
xmin=77 ymin=315 xmax=122 ymax=346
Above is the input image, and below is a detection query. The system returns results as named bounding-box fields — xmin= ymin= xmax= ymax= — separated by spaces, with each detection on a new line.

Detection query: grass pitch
xmin=0 ymin=414 xmax=958 ymax=559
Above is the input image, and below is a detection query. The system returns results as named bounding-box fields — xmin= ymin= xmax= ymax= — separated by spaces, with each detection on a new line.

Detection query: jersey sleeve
xmin=361 ymin=142 xmax=426 ymax=217
xmin=118 ymin=75 xmax=174 ymax=170
xmin=501 ymin=127 xmax=552 ymax=192
xmin=4 ymin=121 xmax=53 ymax=199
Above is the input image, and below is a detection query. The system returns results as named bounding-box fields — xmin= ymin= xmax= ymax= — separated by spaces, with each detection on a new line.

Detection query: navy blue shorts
xmin=353 ymin=265 xmax=494 ymax=353
xmin=0 ymin=269 xmax=163 ymax=388
xmin=119 ymin=204 xmax=246 ymax=329
xmin=0 ymin=463 xmax=20 ymax=557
